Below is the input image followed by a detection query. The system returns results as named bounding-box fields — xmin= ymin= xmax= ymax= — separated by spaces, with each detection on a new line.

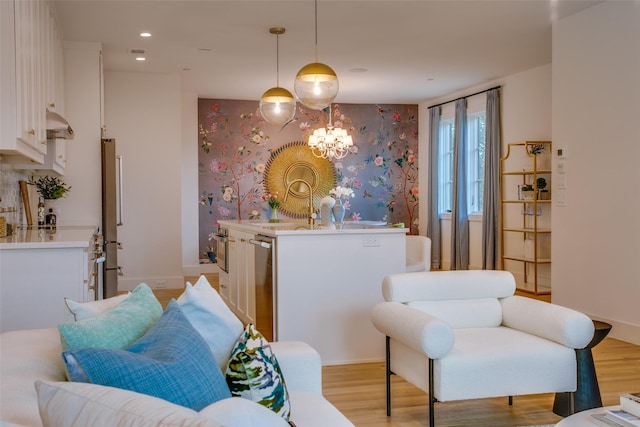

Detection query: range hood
xmin=46 ymin=110 xmax=75 ymax=140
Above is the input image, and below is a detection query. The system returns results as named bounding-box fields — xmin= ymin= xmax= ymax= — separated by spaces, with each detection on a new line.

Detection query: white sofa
xmin=371 ymin=270 xmax=595 ymax=427
xmin=0 ymin=327 xmax=354 ymax=427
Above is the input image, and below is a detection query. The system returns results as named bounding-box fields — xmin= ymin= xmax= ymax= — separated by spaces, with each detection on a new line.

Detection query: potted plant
xmin=537 ymin=177 xmax=550 ymax=200
xmin=28 ymin=175 xmax=71 ymax=224
xmin=521 ymin=184 xmax=535 ymax=200
xmin=28 ymin=175 xmax=71 ymax=200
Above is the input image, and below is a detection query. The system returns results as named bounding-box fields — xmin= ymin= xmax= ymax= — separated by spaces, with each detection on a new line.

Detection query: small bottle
xmin=45 ymin=208 xmax=57 ymax=229
xmin=38 ymin=198 xmax=45 ymax=229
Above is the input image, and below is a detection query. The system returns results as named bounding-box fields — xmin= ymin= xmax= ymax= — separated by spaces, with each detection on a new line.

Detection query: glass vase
xmin=269 ymin=207 xmax=279 ymax=223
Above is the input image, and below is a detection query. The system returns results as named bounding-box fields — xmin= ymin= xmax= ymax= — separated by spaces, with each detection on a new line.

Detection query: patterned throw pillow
xmin=58 ymin=283 xmax=162 ymax=351
xmin=225 ymin=324 xmax=291 ymax=421
xmin=62 ymin=300 xmax=231 ymax=412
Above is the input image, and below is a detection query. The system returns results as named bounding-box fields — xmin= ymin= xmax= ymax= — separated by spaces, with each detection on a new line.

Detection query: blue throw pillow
xmin=62 ymin=300 xmax=231 ymax=411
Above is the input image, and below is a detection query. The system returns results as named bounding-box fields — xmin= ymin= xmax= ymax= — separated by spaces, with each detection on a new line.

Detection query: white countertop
xmin=0 ymin=226 xmax=98 ymax=249
xmin=217 ymin=219 xmax=408 ymax=236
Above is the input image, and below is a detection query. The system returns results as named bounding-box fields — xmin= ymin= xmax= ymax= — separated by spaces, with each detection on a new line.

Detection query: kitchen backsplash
xmin=0 ymin=163 xmax=32 ymax=227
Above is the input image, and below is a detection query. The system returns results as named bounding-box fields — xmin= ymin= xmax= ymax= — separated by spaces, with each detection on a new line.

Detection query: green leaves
xmin=28 ymin=175 xmax=71 ymax=199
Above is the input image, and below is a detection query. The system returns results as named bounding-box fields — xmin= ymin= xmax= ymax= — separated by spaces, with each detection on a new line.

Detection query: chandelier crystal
xmin=308 ymin=105 xmax=353 ymax=160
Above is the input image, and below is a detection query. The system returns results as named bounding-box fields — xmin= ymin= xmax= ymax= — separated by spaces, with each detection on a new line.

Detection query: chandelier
xmin=308 ymin=105 xmax=353 ymax=160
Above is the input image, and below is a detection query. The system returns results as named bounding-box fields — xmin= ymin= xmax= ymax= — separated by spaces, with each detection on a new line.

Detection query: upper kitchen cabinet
xmin=0 ymin=0 xmax=66 ymax=167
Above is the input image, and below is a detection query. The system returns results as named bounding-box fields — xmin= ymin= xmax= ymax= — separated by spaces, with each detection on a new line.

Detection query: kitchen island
xmin=0 ymin=226 xmax=100 ymax=332
xmin=217 ymin=219 xmax=407 ymax=365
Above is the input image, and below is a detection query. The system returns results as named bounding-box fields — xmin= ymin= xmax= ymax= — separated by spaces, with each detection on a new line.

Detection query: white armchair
xmin=406 ymin=235 xmax=431 ymax=272
xmin=371 ymin=270 xmax=594 ymax=427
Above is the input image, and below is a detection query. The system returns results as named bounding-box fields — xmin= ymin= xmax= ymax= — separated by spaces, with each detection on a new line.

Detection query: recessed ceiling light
xmin=140 ymin=32 xmax=151 ymax=38
xmin=135 ymin=57 xmax=146 ymax=61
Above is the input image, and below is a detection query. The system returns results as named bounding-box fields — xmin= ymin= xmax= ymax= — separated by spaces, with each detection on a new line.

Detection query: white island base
xmin=218 ymin=220 xmax=407 ymax=365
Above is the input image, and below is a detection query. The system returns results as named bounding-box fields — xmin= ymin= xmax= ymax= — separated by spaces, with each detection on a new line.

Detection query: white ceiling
xmin=51 ymin=0 xmax=600 ymax=105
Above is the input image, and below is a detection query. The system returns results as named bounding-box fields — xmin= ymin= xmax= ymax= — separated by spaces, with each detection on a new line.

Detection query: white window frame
xmin=437 ymin=96 xmax=486 ymax=215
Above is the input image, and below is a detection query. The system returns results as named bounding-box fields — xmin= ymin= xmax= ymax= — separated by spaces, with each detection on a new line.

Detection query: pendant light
xmin=260 ymin=27 xmax=296 ymax=126
xmin=294 ymin=0 xmax=338 ymax=111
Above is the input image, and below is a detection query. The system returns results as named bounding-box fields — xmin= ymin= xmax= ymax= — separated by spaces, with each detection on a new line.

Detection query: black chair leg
xmin=386 ymin=336 xmax=392 ymax=416
xmin=429 ymin=358 xmax=435 ymax=427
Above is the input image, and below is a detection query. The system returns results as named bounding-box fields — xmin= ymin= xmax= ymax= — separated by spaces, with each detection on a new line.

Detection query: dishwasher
xmin=250 ymin=234 xmax=276 ymax=342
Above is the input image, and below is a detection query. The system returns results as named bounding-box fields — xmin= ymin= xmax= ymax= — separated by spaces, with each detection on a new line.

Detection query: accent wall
xmin=197 ymin=100 xmax=418 ymax=259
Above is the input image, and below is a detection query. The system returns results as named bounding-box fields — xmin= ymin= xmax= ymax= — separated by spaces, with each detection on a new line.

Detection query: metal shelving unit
xmin=499 ymin=141 xmax=552 ymax=295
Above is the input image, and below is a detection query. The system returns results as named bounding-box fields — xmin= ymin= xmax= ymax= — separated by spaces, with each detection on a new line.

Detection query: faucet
xmin=282 ymin=178 xmax=316 ymax=225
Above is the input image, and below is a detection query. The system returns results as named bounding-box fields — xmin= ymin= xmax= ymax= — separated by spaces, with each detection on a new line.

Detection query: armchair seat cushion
xmin=436 ymin=327 xmax=576 ymax=402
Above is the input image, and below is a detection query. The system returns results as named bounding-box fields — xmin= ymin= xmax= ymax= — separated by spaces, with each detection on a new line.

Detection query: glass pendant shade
xmin=294 ymin=62 xmax=339 ymax=110
xmin=260 ymin=86 xmax=296 ymax=126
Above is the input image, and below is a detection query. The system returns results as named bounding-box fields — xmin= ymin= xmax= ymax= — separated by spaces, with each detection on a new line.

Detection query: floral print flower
xmin=255 ymin=163 xmax=265 ymax=173
xmin=374 ymin=156 xmax=384 ymax=166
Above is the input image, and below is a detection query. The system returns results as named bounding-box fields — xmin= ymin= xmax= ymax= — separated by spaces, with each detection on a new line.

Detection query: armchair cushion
xmin=436 ymin=327 xmax=577 ymax=401
xmin=407 ymin=298 xmax=502 ymax=329
xmin=500 ymin=296 xmax=594 ymax=349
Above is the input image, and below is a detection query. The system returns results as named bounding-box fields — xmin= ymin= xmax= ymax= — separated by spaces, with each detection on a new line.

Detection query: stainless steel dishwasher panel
xmin=250 ymin=235 xmax=275 ymax=342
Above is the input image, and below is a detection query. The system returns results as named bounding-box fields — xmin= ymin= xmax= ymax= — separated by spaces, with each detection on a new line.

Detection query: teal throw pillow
xmin=62 ymin=300 xmax=231 ymax=411
xmin=58 ymin=283 xmax=162 ymax=351
xmin=225 ymin=323 xmax=291 ymax=420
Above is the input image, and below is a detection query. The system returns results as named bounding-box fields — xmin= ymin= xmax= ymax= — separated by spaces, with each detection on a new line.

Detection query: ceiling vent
xmin=128 ymin=48 xmax=146 ymax=56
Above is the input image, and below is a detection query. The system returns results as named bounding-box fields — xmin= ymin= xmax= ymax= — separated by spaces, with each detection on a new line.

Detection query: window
xmin=437 ymin=111 xmax=486 ymax=214
xmin=467 ymin=112 xmax=485 ymax=213
xmin=438 ymin=119 xmax=454 ymax=214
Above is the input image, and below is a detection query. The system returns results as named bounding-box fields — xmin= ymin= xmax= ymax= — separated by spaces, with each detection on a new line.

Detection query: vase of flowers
xmin=262 ymin=193 xmax=281 ymax=223
xmin=329 ymin=186 xmax=354 ymax=224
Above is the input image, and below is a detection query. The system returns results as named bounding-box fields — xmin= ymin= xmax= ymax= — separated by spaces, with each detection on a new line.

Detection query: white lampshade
xmin=294 ymin=62 xmax=339 ymax=110
xmin=260 ymin=87 xmax=296 ymax=126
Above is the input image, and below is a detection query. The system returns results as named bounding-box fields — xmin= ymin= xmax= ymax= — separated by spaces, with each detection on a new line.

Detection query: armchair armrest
xmin=371 ymin=302 xmax=454 ymax=359
xmin=500 ymin=296 xmax=594 ymax=349
xmin=270 ymin=341 xmax=322 ymax=394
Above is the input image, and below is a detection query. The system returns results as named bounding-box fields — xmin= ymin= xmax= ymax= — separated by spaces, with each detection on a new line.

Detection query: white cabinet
xmin=0 ymin=228 xmax=98 ymax=332
xmin=227 ymin=229 xmax=256 ymax=326
xmin=0 ymin=0 xmax=65 ymax=167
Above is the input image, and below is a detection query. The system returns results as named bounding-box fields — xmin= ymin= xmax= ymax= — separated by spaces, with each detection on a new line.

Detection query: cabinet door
xmin=237 ymin=236 xmax=255 ymax=325
xmin=227 ymin=230 xmax=256 ymax=325
xmin=14 ymin=0 xmax=38 ymax=148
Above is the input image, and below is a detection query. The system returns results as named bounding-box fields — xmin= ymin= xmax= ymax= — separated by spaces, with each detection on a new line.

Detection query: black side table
xmin=553 ymin=320 xmax=612 ymax=417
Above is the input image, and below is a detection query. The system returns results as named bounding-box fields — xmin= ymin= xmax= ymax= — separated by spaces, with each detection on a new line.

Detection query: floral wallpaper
xmin=198 ymin=99 xmax=419 ymax=260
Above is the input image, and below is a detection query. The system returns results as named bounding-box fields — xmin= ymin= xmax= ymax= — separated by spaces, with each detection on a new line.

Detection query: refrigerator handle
xmin=117 ymin=155 xmax=124 ymax=226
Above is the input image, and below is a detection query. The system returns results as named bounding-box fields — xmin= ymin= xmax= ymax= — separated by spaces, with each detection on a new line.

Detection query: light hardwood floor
xmin=157 ymin=275 xmax=640 ymax=427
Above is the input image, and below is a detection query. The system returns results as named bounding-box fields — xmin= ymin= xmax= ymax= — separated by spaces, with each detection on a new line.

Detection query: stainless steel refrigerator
xmin=101 ymin=138 xmax=122 ymax=298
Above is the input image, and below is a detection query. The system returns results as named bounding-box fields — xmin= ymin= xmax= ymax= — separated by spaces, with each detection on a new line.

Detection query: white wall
xmin=103 ymin=71 xmax=184 ymax=290
xmin=60 ymin=42 xmax=103 ymax=228
xmin=181 ymin=89 xmax=200 ymax=276
xmin=418 ymin=64 xmax=552 ymax=273
xmin=552 ymin=2 xmax=640 ymax=344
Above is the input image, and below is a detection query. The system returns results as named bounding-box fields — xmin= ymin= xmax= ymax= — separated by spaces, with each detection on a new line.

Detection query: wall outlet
xmin=363 ymin=236 xmax=380 ymax=247
xmin=155 ymin=279 xmax=167 ymax=288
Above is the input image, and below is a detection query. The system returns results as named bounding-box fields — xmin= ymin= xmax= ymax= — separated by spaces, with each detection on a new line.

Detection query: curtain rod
xmin=427 ymin=85 xmax=501 ymax=110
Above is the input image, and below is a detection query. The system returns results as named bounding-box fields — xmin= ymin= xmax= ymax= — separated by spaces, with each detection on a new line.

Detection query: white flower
xmin=223 ymin=193 xmax=232 ymax=202
xmin=224 ymin=187 xmax=233 ymax=194
xmin=330 ymin=186 xmax=355 ymax=199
